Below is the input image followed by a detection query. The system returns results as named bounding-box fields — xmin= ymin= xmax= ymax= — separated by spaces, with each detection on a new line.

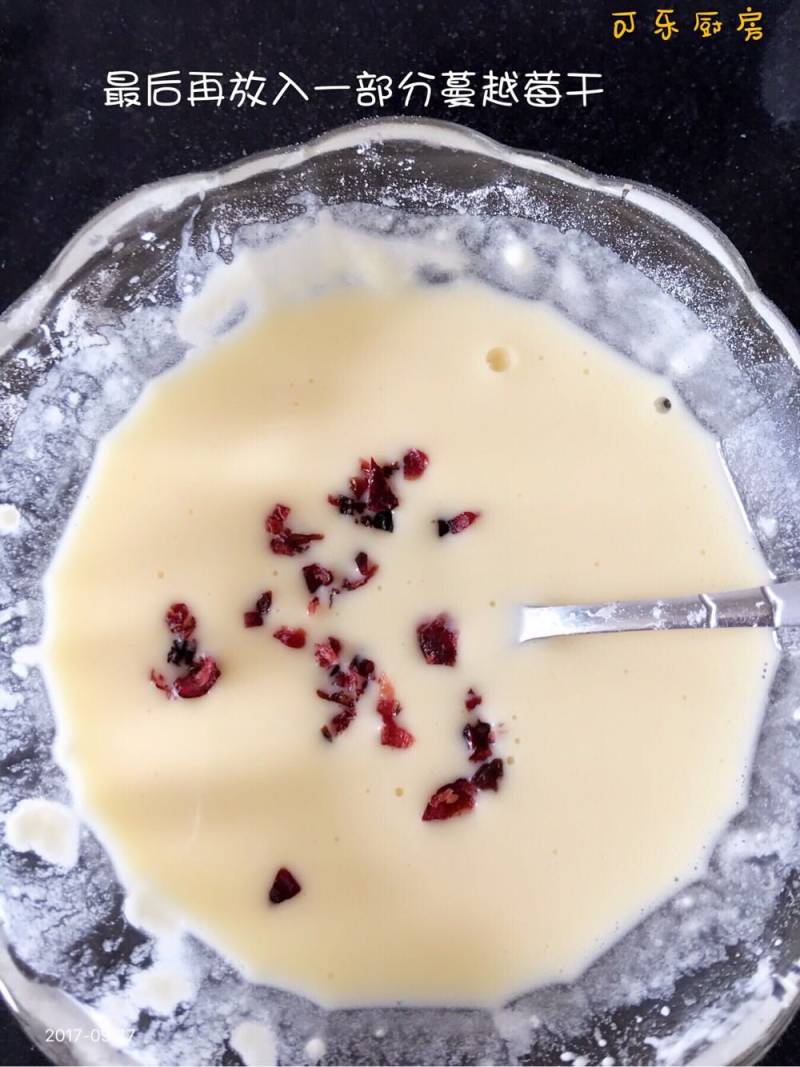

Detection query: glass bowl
xmin=2 ymin=117 xmax=800 ymax=1067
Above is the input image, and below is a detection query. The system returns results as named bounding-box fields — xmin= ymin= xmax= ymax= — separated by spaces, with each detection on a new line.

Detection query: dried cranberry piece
xmin=321 ymin=704 xmax=357 ymax=741
xmin=244 ymin=590 xmax=273 ymax=628
xmin=422 ymin=778 xmax=477 ymax=821
xmin=271 ymin=530 xmax=324 ymax=557
xmin=436 ymin=511 xmax=481 ymax=537
xmin=417 ymin=613 xmax=458 ymax=666
xmin=328 ymin=493 xmax=367 ymax=516
xmin=463 ymin=720 xmax=495 ymax=763
xmin=473 ymin=758 xmax=505 ymax=792
xmin=256 ymin=591 xmax=273 ymax=615
xmin=465 ymin=688 xmax=483 ymax=712
xmin=376 ymin=675 xmax=414 ymax=749
xmin=317 ymin=688 xmax=356 ymax=707
xmin=342 ymin=551 xmax=379 ymax=592
xmin=173 ymin=655 xmax=221 ymax=699
xmin=150 ymin=669 xmax=171 ymax=695
xmin=265 ymin=504 xmax=290 ymax=534
xmin=302 ymin=563 xmax=334 ymax=594
xmin=365 ymin=459 xmax=400 ymax=513
xmin=314 ymin=637 xmax=342 ymax=669
xmin=166 ymin=603 xmax=196 ymax=640
xmin=266 ymin=504 xmax=323 ymax=557
xmin=370 ymin=509 xmax=394 ymax=533
xmin=274 ymin=626 xmax=306 ymax=649
xmin=167 ymin=638 xmax=197 ymax=666
xmin=268 ymin=867 xmax=302 ymax=905
xmin=333 ymin=656 xmax=374 ymax=700
xmin=402 ymin=448 xmax=429 ymax=480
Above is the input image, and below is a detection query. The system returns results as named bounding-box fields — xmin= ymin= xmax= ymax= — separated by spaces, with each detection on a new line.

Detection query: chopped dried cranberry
xmin=376 ymin=675 xmax=414 ymax=749
xmin=334 ymin=656 xmax=374 ymax=699
xmin=328 ymin=493 xmax=367 ymax=516
xmin=271 ymin=530 xmax=324 ymax=557
xmin=463 ymin=720 xmax=495 ymax=763
xmin=437 ymin=511 xmax=481 ymax=537
xmin=422 ymin=778 xmax=477 ymax=821
xmin=265 ymin=503 xmax=290 ymax=534
xmin=352 ymin=655 xmax=376 ymax=679
xmin=321 ymin=704 xmax=357 ymax=741
xmin=167 ymin=638 xmax=197 ymax=666
xmin=370 ymin=509 xmax=394 ymax=533
xmin=402 ymin=448 xmax=429 ymax=480
xmin=314 ymin=637 xmax=342 ymax=669
xmin=302 ymin=563 xmax=334 ymax=594
xmin=172 ymin=655 xmax=221 ymax=699
xmin=165 ymin=603 xmax=196 ymax=640
xmin=473 ymin=758 xmax=505 ymax=792
xmin=150 ymin=669 xmax=171 ymax=695
xmin=382 ymin=720 xmax=415 ymax=749
xmin=274 ymin=626 xmax=306 ymax=649
xmin=417 ymin=613 xmax=458 ymax=666
xmin=256 ymin=591 xmax=273 ymax=615
xmin=307 ymin=596 xmax=320 ymax=615
xmin=365 ymin=459 xmax=399 ymax=513
xmin=268 ymin=867 xmax=302 ymax=905
xmin=266 ymin=504 xmax=323 ymax=556
xmin=342 ymin=551 xmax=379 ymax=592
xmin=243 ymin=590 xmax=272 ymax=628
xmin=465 ymin=688 xmax=483 ymax=712
xmin=317 ymin=688 xmax=356 ymax=707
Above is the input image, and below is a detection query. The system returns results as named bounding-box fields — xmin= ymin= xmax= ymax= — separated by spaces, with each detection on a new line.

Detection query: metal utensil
xmin=518 ymin=578 xmax=800 ymax=642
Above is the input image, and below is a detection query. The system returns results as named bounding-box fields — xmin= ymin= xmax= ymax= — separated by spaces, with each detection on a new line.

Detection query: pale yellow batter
xmin=43 ymin=280 xmax=776 ymax=1008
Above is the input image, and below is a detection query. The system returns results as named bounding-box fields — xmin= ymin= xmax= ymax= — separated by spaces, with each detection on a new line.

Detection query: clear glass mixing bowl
xmin=2 ymin=118 xmax=800 ymax=1066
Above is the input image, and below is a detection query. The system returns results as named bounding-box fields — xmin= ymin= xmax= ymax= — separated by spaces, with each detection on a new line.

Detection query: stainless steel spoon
xmin=518 ymin=579 xmax=800 ymax=642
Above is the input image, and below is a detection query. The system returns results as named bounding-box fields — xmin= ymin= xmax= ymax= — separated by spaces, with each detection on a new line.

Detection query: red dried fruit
xmin=436 ymin=511 xmax=481 ymax=537
xmin=402 ymin=448 xmax=429 ymax=480
xmin=172 ymin=655 xmax=221 ymax=699
xmin=317 ymin=688 xmax=356 ymax=707
xmin=321 ymin=704 xmax=358 ymax=741
xmin=302 ymin=563 xmax=334 ymax=594
xmin=256 ymin=591 xmax=273 ymax=614
xmin=265 ymin=504 xmax=290 ymax=534
xmin=307 ymin=596 xmax=320 ymax=615
xmin=274 ymin=626 xmax=307 ymax=649
xmin=365 ymin=458 xmax=399 ymax=513
xmin=465 ymin=687 xmax=483 ymax=712
xmin=417 ymin=613 xmax=458 ymax=666
xmin=166 ymin=603 xmax=196 ymax=640
xmin=376 ymin=675 xmax=414 ymax=749
xmin=473 ymin=758 xmax=505 ymax=792
xmin=266 ymin=504 xmax=323 ymax=556
xmin=314 ymin=637 xmax=342 ymax=669
xmin=167 ymin=638 xmax=197 ymax=666
xmin=422 ymin=778 xmax=477 ymax=821
xmin=368 ymin=509 xmax=394 ymax=533
xmin=341 ymin=551 xmax=379 ymax=592
xmin=328 ymin=493 xmax=367 ymax=516
xmin=150 ymin=669 xmax=171 ymax=694
xmin=244 ymin=590 xmax=273 ymax=628
xmin=268 ymin=866 xmax=302 ymax=905
xmin=463 ymin=720 xmax=495 ymax=763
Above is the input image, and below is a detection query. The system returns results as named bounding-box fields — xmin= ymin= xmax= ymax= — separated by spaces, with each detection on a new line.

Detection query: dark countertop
xmin=0 ymin=0 xmax=798 ymax=1063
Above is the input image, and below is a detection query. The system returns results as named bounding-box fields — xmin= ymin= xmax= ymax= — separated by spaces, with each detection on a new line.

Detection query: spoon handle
xmin=518 ymin=579 xmax=800 ymax=642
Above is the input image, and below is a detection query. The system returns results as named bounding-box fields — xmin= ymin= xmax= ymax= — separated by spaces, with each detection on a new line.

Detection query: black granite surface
xmin=0 ymin=0 xmax=798 ymax=1063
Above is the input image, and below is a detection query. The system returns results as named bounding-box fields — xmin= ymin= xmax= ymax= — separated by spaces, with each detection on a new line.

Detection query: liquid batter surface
xmin=43 ymin=280 xmax=775 ymax=1008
